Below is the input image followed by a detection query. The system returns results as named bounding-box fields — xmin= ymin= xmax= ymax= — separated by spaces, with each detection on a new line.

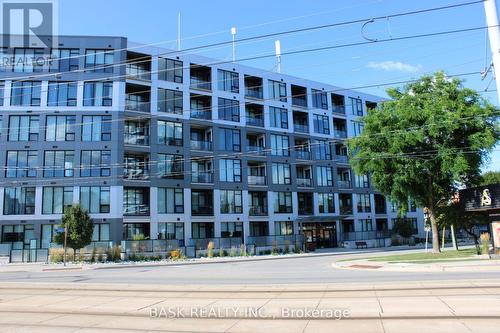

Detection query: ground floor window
xmin=158 ymin=222 xmax=184 ymax=244
xmin=92 ymin=223 xmax=110 ymax=242
xmin=358 ymin=218 xmax=373 ymax=232
xmin=192 ymin=222 xmax=214 ymax=239
xmin=274 ymin=221 xmax=293 ymax=236
xmin=123 ymin=223 xmax=150 ymax=240
xmin=1 ymin=224 xmax=34 ymax=249
xmin=342 ymin=220 xmax=354 ymax=233
xmin=249 ymin=222 xmax=268 ymax=237
xmin=41 ymin=224 xmax=59 ymax=249
xmin=221 ymin=222 xmax=243 ymax=238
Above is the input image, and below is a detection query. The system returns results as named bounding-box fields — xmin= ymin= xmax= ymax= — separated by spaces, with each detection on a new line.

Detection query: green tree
xmin=54 ymin=205 xmax=94 ymax=255
xmin=479 ymin=170 xmax=500 ymax=186
xmin=349 ymin=72 xmax=498 ymax=253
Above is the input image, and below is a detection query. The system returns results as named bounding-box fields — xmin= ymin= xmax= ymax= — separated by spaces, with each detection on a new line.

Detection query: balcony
xmin=247 ymin=116 xmax=264 ymax=127
xmin=248 ymin=175 xmax=266 ymax=185
xmin=247 ymin=145 xmax=266 ymax=156
xmin=123 ymin=204 xmax=150 ymax=216
xmin=340 ymin=206 xmax=353 ymax=215
xmin=126 ymin=52 xmax=151 ymax=81
xmin=249 ymin=205 xmax=268 ymax=216
xmin=244 ymin=75 xmax=263 ymax=99
xmin=191 ymin=140 xmax=212 ymax=151
xmin=190 ymin=64 xmax=211 ymax=91
xmin=335 ymin=155 xmax=349 ymax=163
xmin=337 ymin=180 xmax=352 ymax=189
xmin=294 ymin=123 xmax=308 ymax=133
xmin=297 ymin=178 xmax=312 ymax=187
xmin=124 ymin=133 xmax=149 ymax=146
xmin=190 ymin=93 xmax=212 ymax=120
xmin=191 ymin=172 xmax=214 ymax=184
xmin=299 ymin=206 xmax=313 ymax=215
xmin=126 ymin=83 xmax=150 ymax=112
xmin=332 ymin=93 xmax=346 ymax=114
xmin=295 ymin=150 xmax=311 ymax=160
xmin=291 ymin=84 xmax=308 ymax=108
xmin=334 ymin=130 xmax=347 ymax=139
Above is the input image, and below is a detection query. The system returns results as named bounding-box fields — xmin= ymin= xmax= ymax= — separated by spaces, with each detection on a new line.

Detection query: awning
xmin=296 ymin=216 xmax=348 ymax=223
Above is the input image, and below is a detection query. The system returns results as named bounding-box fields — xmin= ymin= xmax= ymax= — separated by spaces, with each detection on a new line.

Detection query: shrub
xmin=219 ymin=247 xmax=226 ymax=257
xmin=170 ymin=249 xmax=182 ymax=260
xmin=392 ymin=220 xmax=414 ymax=238
xmin=230 ymin=246 xmax=238 ymax=257
xmin=207 ymin=241 xmax=215 ymax=258
xmin=284 ymin=240 xmax=290 ymax=254
xmin=293 ymin=244 xmax=302 ymax=254
xmin=90 ymin=247 xmax=97 ymax=263
xmin=113 ymin=245 xmax=122 ymax=262
xmin=480 ymin=233 xmax=491 ymax=255
xmin=240 ymin=244 xmax=247 ymax=257
xmin=97 ymin=249 xmax=104 ymax=263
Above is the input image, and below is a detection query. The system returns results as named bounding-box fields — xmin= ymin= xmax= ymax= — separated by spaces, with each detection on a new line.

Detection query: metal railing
xmin=332 ymin=105 xmax=346 ymax=114
xmin=247 ymin=234 xmax=304 ymax=247
xmin=334 ymin=130 xmax=347 ymax=139
xmin=246 ymin=116 xmax=264 ymax=127
xmin=245 ymin=88 xmax=263 ymax=99
xmin=190 ymin=111 xmax=211 ymax=120
xmin=126 ymin=65 xmax=151 ymax=81
xmin=249 ymin=205 xmax=268 ymax=216
xmin=191 ymin=172 xmax=214 ymax=183
xmin=335 ymin=155 xmax=349 ymax=163
xmin=247 ymin=146 xmax=266 ymax=156
xmin=123 ymin=204 xmax=150 ymax=216
xmin=294 ymin=123 xmax=309 ymax=133
xmin=337 ymin=180 xmax=352 ymax=188
xmin=190 ymin=78 xmax=211 ymax=91
xmin=248 ymin=175 xmax=266 ymax=185
xmin=296 ymin=178 xmax=312 ymax=187
xmin=125 ymin=98 xmax=150 ymax=112
xmin=124 ymin=134 xmax=149 ymax=145
xmin=191 ymin=140 xmax=213 ymax=151
xmin=295 ymin=150 xmax=311 ymax=160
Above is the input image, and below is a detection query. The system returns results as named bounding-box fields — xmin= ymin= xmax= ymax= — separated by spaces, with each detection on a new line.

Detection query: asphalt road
xmin=0 ymin=250 xmax=498 ymax=285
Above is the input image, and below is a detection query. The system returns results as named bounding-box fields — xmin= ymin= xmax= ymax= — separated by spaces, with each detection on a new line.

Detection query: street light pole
xmin=63 ymin=226 xmax=67 ymax=266
xmin=483 ymin=0 xmax=500 ymax=102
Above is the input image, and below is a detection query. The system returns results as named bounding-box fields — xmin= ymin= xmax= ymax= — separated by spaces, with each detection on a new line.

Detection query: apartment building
xmin=0 ymin=35 xmax=424 ymax=253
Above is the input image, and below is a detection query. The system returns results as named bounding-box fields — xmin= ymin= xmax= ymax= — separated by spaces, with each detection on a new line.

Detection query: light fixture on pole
xmin=275 ymin=40 xmax=281 ymax=73
xmin=231 ymin=27 xmax=237 ymax=63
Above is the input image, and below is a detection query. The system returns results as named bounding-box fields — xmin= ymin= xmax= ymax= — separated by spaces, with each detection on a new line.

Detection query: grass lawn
xmin=339 ymin=248 xmax=481 ymax=263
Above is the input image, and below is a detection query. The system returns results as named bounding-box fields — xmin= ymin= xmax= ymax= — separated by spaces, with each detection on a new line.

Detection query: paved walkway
xmin=0 ymin=280 xmax=499 ymax=332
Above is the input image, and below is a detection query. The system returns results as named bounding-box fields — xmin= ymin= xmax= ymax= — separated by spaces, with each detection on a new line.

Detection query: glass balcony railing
xmin=191 ymin=172 xmax=214 ymax=183
xmin=245 ymin=88 xmax=263 ymax=99
xmin=126 ymin=98 xmax=150 ymax=112
xmin=249 ymin=205 xmax=268 ymax=216
xmin=123 ymin=204 xmax=150 ymax=216
xmin=190 ymin=111 xmax=211 ymax=120
xmin=247 ymin=146 xmax=266 ymax=156
xmin=292 ymin=97 xmax=307 ymax=108
xmin=333 ymin=105 xmax=346 ymax=114
xmin=334 ymin=130 xmax=347 ymax=139
xmin=335 ymin=155 xmax=349 ymax=163
xmin=126 ymin=65 xmax=151 ymax=81
xmin=124 ymin=134 xmax=149 ymax=145
xmin=248 ymin=175 xmax=266 ymax=185
xmin=340 ymin=206 xmax=353 ymax=215
xmin=299 ymin=206 xmax=313 ymax=215
xmin=296 ymin=178 xmax=312 ymax=187
xmin=123 ymin=168 xmax=149 ymax=180
xmin=190 ymin=78 xmax=211 ymax=91
xmin=337 ymin=180 xmax=352 ymax=188
xmin=294 ymin=123 xmax=309 ymax=133
xmin=246 ymin=116 xmax=264 ymax=127
xmin=295 ymin=150 xmax=311 ymax=160
xmin=191 ymin=206 xmax=213 ymax=216
xmin=190 ymin=140 xmax=212 ymax=151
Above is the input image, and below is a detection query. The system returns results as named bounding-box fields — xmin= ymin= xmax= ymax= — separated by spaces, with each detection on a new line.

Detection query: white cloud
xmin=366 ymin=61 xmax=422 ymax=73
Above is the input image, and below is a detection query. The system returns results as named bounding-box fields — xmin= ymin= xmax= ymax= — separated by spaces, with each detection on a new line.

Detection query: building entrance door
xmin=302 ymin=222 xmax=337 ymax=249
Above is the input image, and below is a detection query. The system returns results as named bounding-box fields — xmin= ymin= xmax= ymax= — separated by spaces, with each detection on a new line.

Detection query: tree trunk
xmin=428 ymin=207 xmax=441 ymax=253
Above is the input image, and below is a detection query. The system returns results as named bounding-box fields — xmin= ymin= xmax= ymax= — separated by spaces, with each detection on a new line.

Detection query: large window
xmin=313 ymin=114 xmax=330 ymax=134
xmin=6 ymin=151 xmax=37 ymax=178
xmin=123 ymin=188 xmax=150 ymax=215
xmin=158 ymin=223 xmax=184 ymax=242
xmin=271 ymin=163 xmax=291 ymax=185
xmin=313 ymin=139 xmax=332 ymax=160
xmin=312 ymin=89 xmax=328 ymax=109
xmin=83 ymin=81 xmax=113 ymax=106
xmin=357 ymin=194 xmax=371 ymax=213
xmin=219 ymin=159 xmax=241 ymax=182
xmin=42 ymin=187 xmax=73 ymax=214
xmin=358 ymin=218 xmax=373 ymax=231
xmin=10 ymin=81 xmax=41 ymax=106
xmin=218 ymin=69 xmax=239 ymax=93
xmin=158 ymin=154 xmax=184 ymax=179
xmin=12 ymin=48 xmax=44 ymax=72
xmin=3 ymin=187 xmax=36 ymax=215
xmin=318 ymin=193 xmax=335 ymax=213
xmin=44 ymin=151 xmax=74 ymax=177
xmin=351 ymin=120 xmax=364 ymax=137
xmin=274 ymin=192 xmax=293 ymax=213
xmin=316 ymin=166 xmax=333 ymax=186
xmin=47 ymin=82 xmax=77 ymax=106
xmin=45 ymin=116 xmax=75 ymax=141
xmin=274 ymin=221 xmax=293 ymax=236
xmin=50 ymin=49 xmax=79 ymax=72
xmin=8 ymin=115 xmax=39 ymax=141
xmin=158 ymin=120 xmax=183 ymax=146
xmin=158 ymin=188 xmax=184 ymax=214
xmin=191 ymin=190 xmax=213 ymax=216
xmin=80 ymin=186 xmax=110 ymax=213
xmin=268 ymin=80 xmax=287 ymax=102
xmin=221 ymin=222 xmax=243 ymax=238
xmin=157 ymin=88 xmax=183 ymax=114
xmin=82 ymin=116 xmax=112 ymax=141
xmin=85 ymin=49 xmax=114 ymax=72
xmin=218 ymin=98 xmax=240 ymax=122
xmin=350 ymin=97 xmax=363 ymax=116
xmin=269 ymin=106 xmax=288 ymax=129
xmin=92 ymin=224 xmax=110 ymax=241
xmin=270 ymin=134 xmax=290 ymax=156
xmin=192 ymin=222 xmax=214 ymax=239
xmin=354 ymin=173 xmax=370 ymax=188
xmin=218 ymin=128 xmax=241 ymax=152
xmin=220 ymin=190 xmax=243 ymax=214
xmin=158 ymin=57 xmax=183 ymax=83
xmin=80 ymin=151 xmax=111 ymax=177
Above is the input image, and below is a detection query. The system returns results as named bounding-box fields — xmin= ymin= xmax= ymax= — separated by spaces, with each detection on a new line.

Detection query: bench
xmin=355 ymin=241 xmax=368 ymax=249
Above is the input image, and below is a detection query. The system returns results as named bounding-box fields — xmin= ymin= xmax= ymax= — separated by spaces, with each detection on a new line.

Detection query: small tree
xmin=480 ymin=171 xmax=500 ymax=186
xmin=349 ymin=72 xmax=499 ymax=253
xmin=54 ymin=205 xmax=94 ymax=257
xmin=392 ymin=219 xmax=414 ymax=239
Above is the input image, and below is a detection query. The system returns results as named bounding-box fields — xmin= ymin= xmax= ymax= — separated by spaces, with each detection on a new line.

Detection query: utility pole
xmin=231 ymin=27 xmax=236 ymax=62
xmin=484 ymin=0 xmax=500 ymax=102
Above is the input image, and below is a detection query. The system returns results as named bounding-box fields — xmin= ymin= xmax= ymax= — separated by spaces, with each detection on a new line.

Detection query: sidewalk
xmin=0 ymin=245 xmax=428 ymax=273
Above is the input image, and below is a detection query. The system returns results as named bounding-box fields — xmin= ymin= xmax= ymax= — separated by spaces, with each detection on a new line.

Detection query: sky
xmin=57 ymin=0 xmax=499 ymax=172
